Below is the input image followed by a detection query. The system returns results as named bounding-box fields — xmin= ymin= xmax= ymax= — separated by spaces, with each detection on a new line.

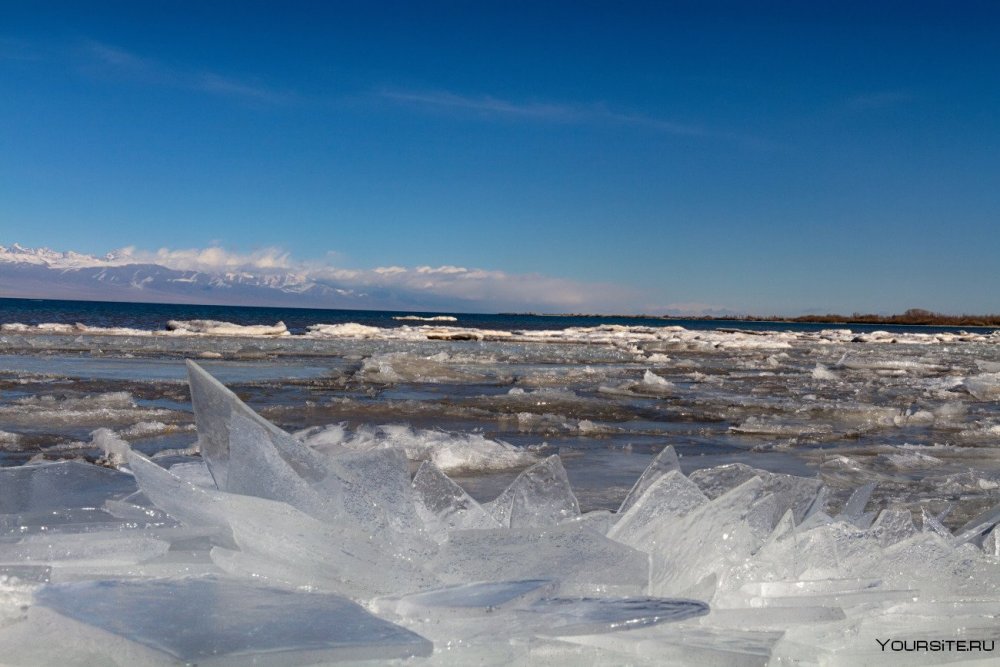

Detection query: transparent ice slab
xmin=608 ymin=469 xmax=708 ymax=549
xmin=211 ymin=491 xmax=439 ymax=598
xmin=28 ymin=578 xmax=433 ymax=664
xmin=617 ymin=445 xmax=681 ymax=515
xmin=521 ymin=596 xmax=709 ymax=636
xmin=186 ymin=360 xmax=331 ymax=490
xmin=411 ymin=461 xmax=500 ymax=540
xmin=0 ymin=461 xmax=136 ymax=514
xmin=483 ymin=455 xmax=580 ymax=529
xmin=382 ymin=579 xmax=555 ymax=618
xmin=431 ymin=522 xmax=649 ymax=596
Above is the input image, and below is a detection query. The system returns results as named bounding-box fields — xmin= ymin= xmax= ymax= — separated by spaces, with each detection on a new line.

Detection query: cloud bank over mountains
xmin=0 ymin=244 xmax=645 ymax=314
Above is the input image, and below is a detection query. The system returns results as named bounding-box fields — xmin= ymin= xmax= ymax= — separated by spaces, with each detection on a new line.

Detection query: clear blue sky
xmin=2 ymin=1 xmax=998 ymax=314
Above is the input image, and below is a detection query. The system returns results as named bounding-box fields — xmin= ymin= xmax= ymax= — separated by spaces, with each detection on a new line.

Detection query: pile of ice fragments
xmin=0 ymin=361 xmax=998 ymax=665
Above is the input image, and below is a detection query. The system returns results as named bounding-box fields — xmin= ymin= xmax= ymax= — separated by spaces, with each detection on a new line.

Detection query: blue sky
xmin=2 ymin=1 xmax=998 ymax=314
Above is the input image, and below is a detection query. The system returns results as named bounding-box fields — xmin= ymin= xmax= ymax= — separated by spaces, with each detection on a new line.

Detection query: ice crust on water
xmin=166 ymin=319 xmax=290 ymax=336
xmin=3 ymin=361 xmax=1000 ymax=664
xmin=299 ymin=423 xmax=536 ymax=472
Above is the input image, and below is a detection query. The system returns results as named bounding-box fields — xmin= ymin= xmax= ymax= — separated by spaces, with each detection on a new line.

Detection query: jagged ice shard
xmin=1 ymin=359 xmax=1000 ymax=664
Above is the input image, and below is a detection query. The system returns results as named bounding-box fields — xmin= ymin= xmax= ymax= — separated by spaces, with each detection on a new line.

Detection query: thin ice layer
xmin=31 ymin=578 xmax=432 ymax=664
xmin=523 ymin=596 xmax=710 ymax=636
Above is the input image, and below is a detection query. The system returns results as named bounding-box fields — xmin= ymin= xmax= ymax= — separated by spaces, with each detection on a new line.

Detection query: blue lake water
xmin=0 ymin=296 xmax=992 ymax=335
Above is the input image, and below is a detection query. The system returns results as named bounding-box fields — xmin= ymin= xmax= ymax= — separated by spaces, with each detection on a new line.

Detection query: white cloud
xmin=116 ymin=245 xmax=293 ymax=272
xmin=106 ymin=245 xmax=636 ymax=312
xmin=83 ymin=41 xmax=294 ymax=104
xmin=377 ymin=88 xmax=712 ymax=137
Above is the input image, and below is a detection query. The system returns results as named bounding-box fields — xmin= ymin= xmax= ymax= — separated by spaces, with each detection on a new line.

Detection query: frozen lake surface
xmin=0 ymin=321 xmax=999 ymax=664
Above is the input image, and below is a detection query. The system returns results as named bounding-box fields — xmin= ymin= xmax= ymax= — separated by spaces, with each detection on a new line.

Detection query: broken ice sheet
xmin=411 ymin=461 xmax=499 ymax=540
xmin=483 ymin=455 xmax=580 ymax=529
xmin=647 ymin=477 xmax=764 ymax=598
xmin=212 ymin=491 xmax=438 ymax=598
xmin=608 ymin=469 xmax=707 ymax=548
xmin=186 ymin=359 xmax=330 ymax=490
xmin=27 ymin=578 xmax=432 ymax=664
xmin=617 ymin=445 xmax=681 ymax=515
xmin=432 ymin=522 xmax=649 ymax=596
xmin=0 ymin=461 xmax=136 ymax=513
xmin=522 ymin=596 xmax=709 ymax=636
xmin=688 ymin=463 xmax=823 ymax=523
xmin=381 ymin=579 xmax=555 ymax=618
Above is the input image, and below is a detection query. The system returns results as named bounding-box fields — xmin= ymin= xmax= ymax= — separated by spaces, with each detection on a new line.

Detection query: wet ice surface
xmin=0 ymin=323 xmax=999 ymax=663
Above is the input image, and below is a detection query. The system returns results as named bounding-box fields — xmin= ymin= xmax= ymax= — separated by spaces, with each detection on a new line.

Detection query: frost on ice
xmin=0 ymin=362 xmax=999 ymax=664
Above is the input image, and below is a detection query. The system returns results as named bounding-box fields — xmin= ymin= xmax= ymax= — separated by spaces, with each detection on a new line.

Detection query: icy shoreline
xmin=3 ymin=318 xmax=999 ymax=346
xmin=0 ymin=362 xmax=998 ymax=664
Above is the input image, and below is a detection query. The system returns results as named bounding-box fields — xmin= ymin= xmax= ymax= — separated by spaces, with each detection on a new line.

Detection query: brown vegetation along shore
xmin=736 ymin=309 xmax=1000 ymax=327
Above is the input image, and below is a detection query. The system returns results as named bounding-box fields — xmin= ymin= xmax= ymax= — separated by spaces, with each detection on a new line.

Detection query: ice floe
xmin=0 ymin=363 xmax=997 ymax=664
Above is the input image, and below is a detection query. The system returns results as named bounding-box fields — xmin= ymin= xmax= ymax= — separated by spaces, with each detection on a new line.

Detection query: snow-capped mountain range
xmin=0 ymin=244 xmax=629 ymax=313
xmin=0 ymin=244 xmax=375 ymax=309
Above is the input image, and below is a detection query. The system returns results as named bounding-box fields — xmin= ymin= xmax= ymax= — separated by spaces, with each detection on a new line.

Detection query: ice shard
xmin=648 ymin=477 xmax=764 ymax=597
xmin=411 ymin=461 xmax=500 ymax=540
xmin=483 ymin=455 xmax=581 ymax=529
xmin=837 ymin=482 xmax=877 ymax=528
xmin=186 ymin=360 xmax=330 ymax=490
xmin=212 ymin=491 xmax=438 ymax=598
xmin=607 ymin=469 xmax=707 ymax=548
xmin=226 ymin=412 xmax=344 ymax=523
xmin=335 ymin=447 xmax=423 ymax=537
xmin=126 ymin=449 xmax=234 ymax=541
xmin=617 ymin=445 xmax=681 ymax=515
xmin=689 ymin=463 xmax=822 ymax=523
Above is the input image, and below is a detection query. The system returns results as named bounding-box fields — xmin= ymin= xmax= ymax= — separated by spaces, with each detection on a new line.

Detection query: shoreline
xmin=515 ymin=311 xmax=1000 ymax=329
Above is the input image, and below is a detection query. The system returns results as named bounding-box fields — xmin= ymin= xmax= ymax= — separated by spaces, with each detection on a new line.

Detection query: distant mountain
xmin=0 ymin=244 xmax=372 ymax=309
xmin=0 ymin=244 xmax=636 ymax=313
